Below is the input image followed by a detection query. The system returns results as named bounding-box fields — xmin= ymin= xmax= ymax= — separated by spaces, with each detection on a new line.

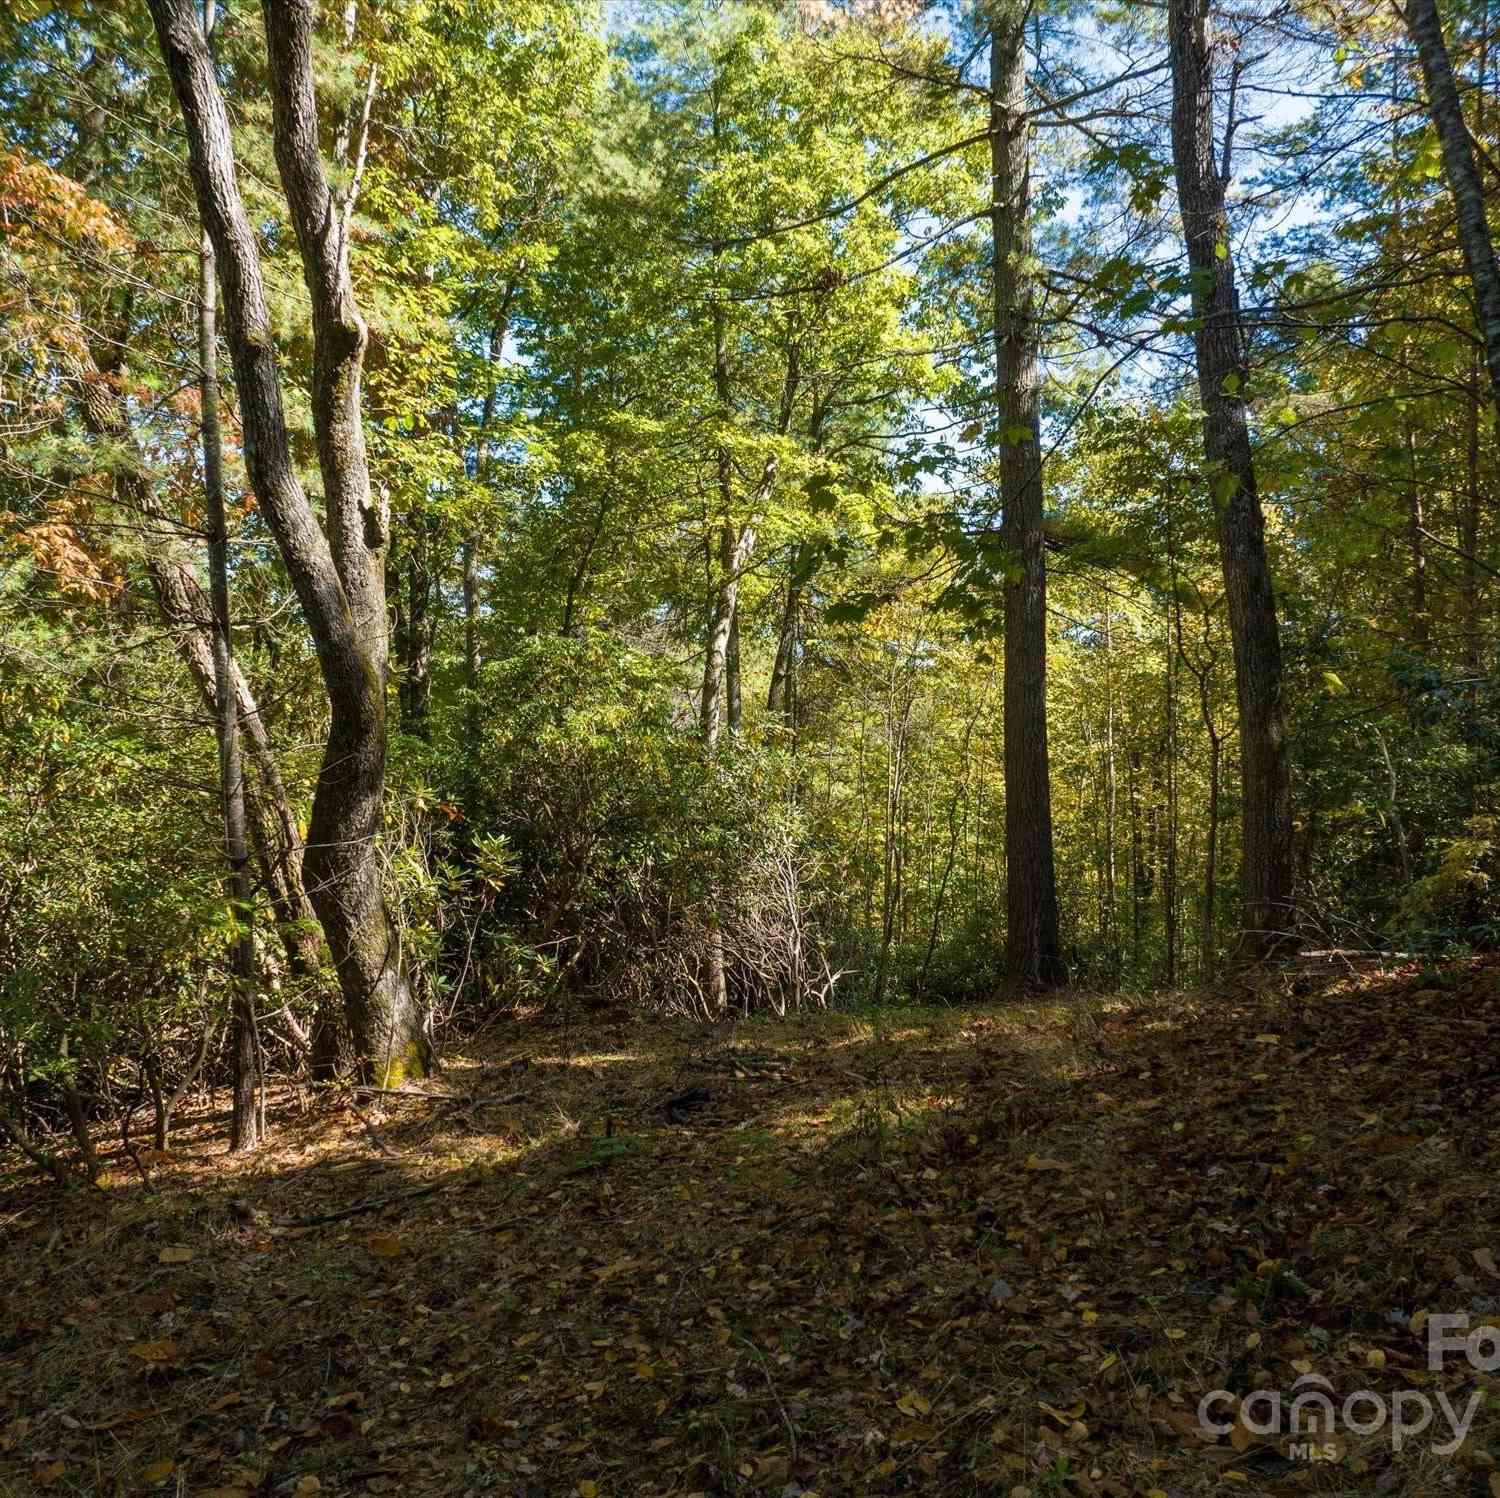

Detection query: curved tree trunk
xmin=149 ymin=0 xmax=429 ymax=1085
xmin=991 ymin=3 xmax=1064 ymax=990
xmin=1167 ymin=0 xmax=1295 ymax=961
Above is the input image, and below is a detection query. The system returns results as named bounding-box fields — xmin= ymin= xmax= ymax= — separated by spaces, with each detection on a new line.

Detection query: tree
xmin=1403 ymin=0 xmax=1500 ymax=414
xmin=990 ymin=1 xmax=1064 ymax=989
xmin=1167 ymin=0 xmax=1295 ymax=959
xmin=147 ymin=0 xmax=430 ymax=1084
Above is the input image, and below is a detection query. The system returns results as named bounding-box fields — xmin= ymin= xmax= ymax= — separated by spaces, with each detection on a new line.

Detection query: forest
xmin=4 ymin=0 xmax=1500 ymax=1493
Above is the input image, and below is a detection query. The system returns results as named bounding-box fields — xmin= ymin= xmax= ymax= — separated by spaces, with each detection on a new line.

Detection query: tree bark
xmin=702 ymin=519 xmax=757 ymax=747
xmin=991 ymin=4 xmax=1064 ymax=989
xmin=395 ymin=515 xmax=434 ymax=738
xmin=1464 ymin=352 xmax=1485 ymax=677
xmin=200 ymin=175 xmax=260 ymax=1151
xmin=1406 ymin=423 xmax=1429 ymax=650
xmin=1100 ymin=599 xmax=1120 ymax=980
xmin=1167 ymin=0 xmax=1295 ymax=960
xmin=726 ymin=604 xmax=743 ymax=735
xmin=148 ymin=0 xmax=429 ymax=1085
xmin=1405 ymin=0 xmax=1500 ymax=414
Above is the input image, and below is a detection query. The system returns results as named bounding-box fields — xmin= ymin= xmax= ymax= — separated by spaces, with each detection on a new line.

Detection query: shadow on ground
xmin=4 ymin=965 xmax=1500 ymax=1496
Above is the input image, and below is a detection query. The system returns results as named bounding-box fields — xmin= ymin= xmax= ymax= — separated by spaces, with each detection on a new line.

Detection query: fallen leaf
xmin=143 ymin=1457 xmax=175 ymax=1482
xmin=157 ymin=1245 xmax=193 ymax=1264
xmin=1358 ymin=1133 xmax=1424 ymax=1155
xmin=894 ymin=1417 xmax=938 ymax=1442
xmin=129 ymin=1338 xmax=179 ymax=1365
xmin=577 ymin=1482 xmax=599 ymax=1498
xmin=897 ymin=1390 xmax=932 ymax=1417
xmin=33 ymin=1461 xmax=65 ymax=1487
xmin=1476 ymin=1247 xmax=1498 ymax=1278
xmin=367 ymin=1233 xmax=403 ymax=1259
xmin=1023 ymin=1155 xmax=1070 ymax=1172
xmin=593 ymin=1256 xmax=640 ymax=1283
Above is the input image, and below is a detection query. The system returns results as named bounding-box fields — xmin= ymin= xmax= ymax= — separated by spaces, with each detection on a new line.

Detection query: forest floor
xmin=4 ymin=961 xmax=1500 ymax=1498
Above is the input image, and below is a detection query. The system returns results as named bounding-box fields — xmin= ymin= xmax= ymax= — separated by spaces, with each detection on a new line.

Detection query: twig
xmin=349 ymin=1098 xmax=400 ymax=1157
xmin=275 ymin=1181 xmax=446 ymax=1228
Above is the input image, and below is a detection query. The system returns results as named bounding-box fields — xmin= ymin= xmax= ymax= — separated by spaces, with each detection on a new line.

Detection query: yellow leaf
xmin=33 ymin=1461 xmax=65 ymax=1487
xmin=1253 ymin=1034 xmax=1280 ymax=1045
xmin=1023 ymin=1155 xmax=1070 ymax=1172
xmin=577 ymin=1482 xmax=599 ymax=1498
xmin=143 ymin=1457 xmax=175 ymax=1481
xmin=294 ymin=1479 xmax=322 ymax=1495
xmin=366 ymin=1234 xmax=403 ymax=1259
xmin=896 ymin=1390 xmax=932 ymax=1417
xmin=129 ymin=1338 xmax=179 ymax=1364
xmin=1366 ymin=1348 xmax=1387 ymax=1369
xmin=1165 ymin=1328 xmax=1187 ymax=1340
xmin=157 ymin=1245 xmax=193 ymax=1265
xmin=1245 ymin=1332 xmax=1261 ymax=1349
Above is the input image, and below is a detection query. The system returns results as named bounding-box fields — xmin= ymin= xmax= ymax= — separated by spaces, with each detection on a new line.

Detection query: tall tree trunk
xmin=1465 ymin=354 xmax=1485 ymax=677
xmin=726 ymin=606 xmax=743 ymax=735
xmin=991 ymin=4 xmax=1063 ymax=989
xmin=1167 ymin=0 xmax=1294 ymax=960
xmin=702 ymin=519 xmax=757 ymax=747
xmin=1406 ymin=423 xmax=1429 ymax=650
xmin=1405 ymin=0 xmax=1500 ymax=414
xmin=73 ymin=357 xmax=325 ymax=993
xmin=149 ymin=0 xmax=429 ymax=1085
xmin=1163 ymin=591 xmax=1180 ymax=988
xmin=463 ymin=306 xmax=513 ymax=736
xmin=767 ymin=550 xmax=806 ymax=727
xmin=200 ymin=200 xmax=259 ymax=1153
xmin=396 ymin=517 xmax=434 ymax=738
xmin=1175 ymin=600 xmax=1224 ymax=977
xmin=873 ymin=662 xmax=913 ymax=1007
xmin=1101 ymin=598 xmax=1119 ymax=980
xmin=1128 ymin=747 xmax=1145 ymax=971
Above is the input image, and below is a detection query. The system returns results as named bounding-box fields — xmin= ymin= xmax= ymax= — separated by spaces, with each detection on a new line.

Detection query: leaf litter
xmin=2 ymin=962 xmax=1499 ymax=1495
